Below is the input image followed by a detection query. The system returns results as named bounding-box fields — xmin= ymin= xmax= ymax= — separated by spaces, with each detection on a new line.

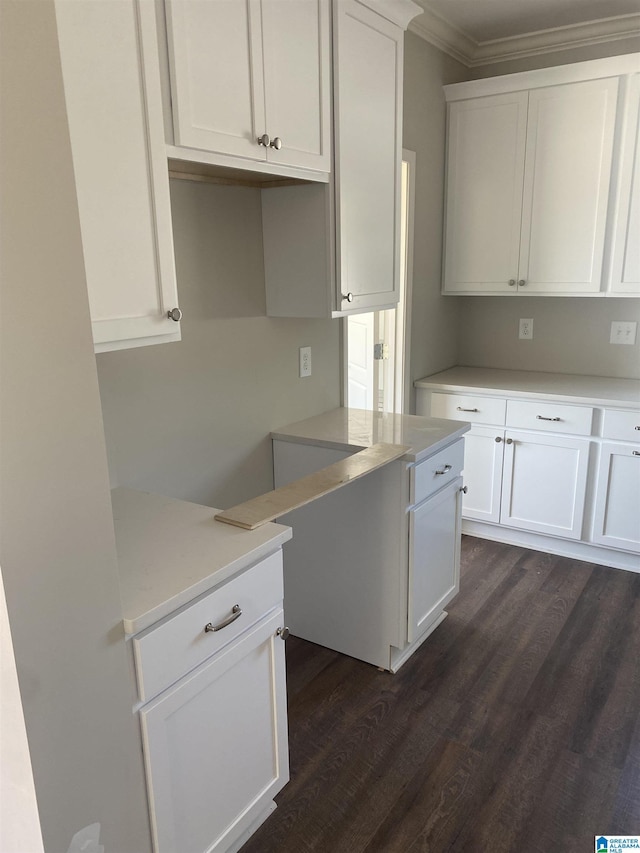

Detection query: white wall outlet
xmin=610 ymin=321 xmax=637 ymax=345
xmin=299 ymin=346 xmax=312 ymax=377
xmin=519 ymin=318 xmax=533 ymax=340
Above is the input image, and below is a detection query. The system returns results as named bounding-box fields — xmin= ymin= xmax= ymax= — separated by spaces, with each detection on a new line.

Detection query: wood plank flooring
xmin=242 ymin=536 xmax=640 ymax=853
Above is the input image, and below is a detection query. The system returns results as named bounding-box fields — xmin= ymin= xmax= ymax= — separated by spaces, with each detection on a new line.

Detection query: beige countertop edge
xmin=215 ymin=443 xmax=411 ymax=530
xmin=270 ymin=422 xmax=470 ymax=463
xmin=414 ymin=368 xmax=640 ymax=409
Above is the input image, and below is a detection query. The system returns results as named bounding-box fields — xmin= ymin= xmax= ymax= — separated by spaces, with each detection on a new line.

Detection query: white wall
xmin=0 ymin=2 xmax=151 ymax=851
xmin=403 ymin=32 xmax=468 ymax=409
xmin=97 ymin=179 xmax=341 ymax=508
xmin=458 ymin=44 xmax=640 ymax=380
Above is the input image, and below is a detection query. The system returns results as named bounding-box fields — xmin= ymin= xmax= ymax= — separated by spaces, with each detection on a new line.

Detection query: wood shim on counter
xmin=215 ymin=443 xmax=410 ymax=530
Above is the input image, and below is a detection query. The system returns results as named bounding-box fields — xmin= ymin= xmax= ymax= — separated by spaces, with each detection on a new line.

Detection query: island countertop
xmin=271 ymin=407 xmax=469 ymax=463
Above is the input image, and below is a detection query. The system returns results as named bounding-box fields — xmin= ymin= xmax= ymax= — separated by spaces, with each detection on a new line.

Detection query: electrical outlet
xmin=519 ymin=318 xmax=533 ymax=340
xmin=610 ymin=321 xmax=637 ymax=345
xmin=299 ymin=346 xmax=312 ymax=377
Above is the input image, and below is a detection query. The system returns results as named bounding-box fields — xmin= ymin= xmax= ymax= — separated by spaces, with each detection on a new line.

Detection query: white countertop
xmin=112 ymin=488 xmax=292 ymax=635
xmin=414 ymin=367 xmax=640 ymax=409
xmin=271 ymin=408 xmax=469 ymax=462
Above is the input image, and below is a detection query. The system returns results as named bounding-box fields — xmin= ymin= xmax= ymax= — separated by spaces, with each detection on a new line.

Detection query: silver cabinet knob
xmin=342 ymin=292 xmax=354 ymax=303
xmin=518 ymin=279 xmax=526 ymax=287
xmin=460 ymin=485 xmax=468 ymax=494
xmin=506 ymin=438 xmax=514 ymax=444
xmin=495 ymin=436 xmax=503 ymax=443
xmin=167 ymin=307 xmax=182 ymax=322
xmin=276 ymin=626 xmax=290 ymax=640
xmin=270 ymin=136 xmax=282 ymax=150
xmin=257 ymin=132 xmax=271 ymax=147
xmin=508 ymin=279 xmax=516 ymax=286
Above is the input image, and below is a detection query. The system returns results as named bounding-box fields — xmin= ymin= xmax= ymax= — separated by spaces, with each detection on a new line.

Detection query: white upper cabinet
xmin=519 ymin=78 xmax=618 ymax=294
xmin=607 ymin=74 xmax=640 ymax=295
xmin=56 ymin=0 xmax=181 ymax=352
xmin=444 ymin=92 xmax=528 ymax=294
xmin=263 ymin=0 xmax=421 ymax=318
xmin=164 ymin=0 xmax=331 ymax=176
xmin=443 ymin=55 xmax=640 ymax=297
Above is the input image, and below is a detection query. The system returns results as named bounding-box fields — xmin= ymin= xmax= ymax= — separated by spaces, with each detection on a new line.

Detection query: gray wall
xmin=459 ymin=43 xmax=640 ymax=380
xmin=403 ymin=32 xmax=468 ymax=408
xmin=97 ymin=179 xmax=341 ymax=508
xmin=0 ymin=2 xmax=150 ymax=851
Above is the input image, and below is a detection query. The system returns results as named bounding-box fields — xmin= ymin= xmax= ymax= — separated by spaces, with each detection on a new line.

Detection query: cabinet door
xmin=592 ymin=443 xmax=640 ymax=553
xmin=140 ymin=611 xmax=289 ymax=853
xmin=333 ymin=0 xmax=403 ymax=312
xmin=56 ymin=0 xmax=180 ymax=352
xmin=261 ymin=0 xmax=331 ymax=172
xmin=165 ymin=0 xmax=267 ymax=159
xmin=519 ymin=78 xmax=618 ymax=294
xmin=608 ymin=74 xmax=640 ymax=295
xmin=443 ymin=92 xmax=528 ymax=294
xmin=409 ymin=478 xmax=462 ymax=643
xmin=500 ymin=431 xmax=590 ymax=539
xmin=461 ymin=427 xmax=505 ymax=524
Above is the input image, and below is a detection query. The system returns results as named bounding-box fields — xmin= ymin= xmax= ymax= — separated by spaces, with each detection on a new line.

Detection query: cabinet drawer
xmin=430 ymin=392 xmax=506 ymax=425
xmin=133 ymin=550 xmax=283 ymax=702
xmin=506 ymin=400 xmax=593 ymax=435
xmin=602 ymin=409 xmax=640 ymax=442
xmin=411 ymin=440 xmax=464 ymax=506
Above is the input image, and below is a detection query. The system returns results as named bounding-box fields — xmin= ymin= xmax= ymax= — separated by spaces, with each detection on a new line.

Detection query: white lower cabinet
xmin=133 ymin=559 xmax=289 ymax=853
xmin=500 ymin=431 xmax=589 ymax=539
xmin=592 ymin=443 xmax=640 ymax=553
xmin=416 ymin=375 xmax=640 ymax=571
xmin=409 ymin=478 xmax=462 ymax=643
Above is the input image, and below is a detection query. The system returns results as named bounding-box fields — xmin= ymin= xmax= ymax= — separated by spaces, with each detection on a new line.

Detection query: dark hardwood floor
xmin=242 ymin=536 xmax=640 ymax=853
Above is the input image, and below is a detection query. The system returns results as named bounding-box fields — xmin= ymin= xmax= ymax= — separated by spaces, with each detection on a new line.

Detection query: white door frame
xmin=342 ymin=149 xmax=416 ymax=413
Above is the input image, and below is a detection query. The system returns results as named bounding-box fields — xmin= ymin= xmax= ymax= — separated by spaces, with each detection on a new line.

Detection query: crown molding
xmin=408 ymin=3 xmax=640 ymax=67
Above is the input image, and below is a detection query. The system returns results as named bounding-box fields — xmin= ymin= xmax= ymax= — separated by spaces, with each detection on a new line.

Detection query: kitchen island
xmin=271 ymin=408 xmax=469 ymax=672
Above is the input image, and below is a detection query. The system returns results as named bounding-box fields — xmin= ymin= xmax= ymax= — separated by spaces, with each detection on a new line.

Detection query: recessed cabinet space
xmin=442 ymin=55 xmax=640 ymax=297
xmin=159 ymin=0 xmax=331 ymax=178
xmin=607 ymin=73 xmax=640 ymax=295
xmin=262 ymin=0 xmax=421 ymax=318
xmin=55 ymin=0 xmax=181 ymax=352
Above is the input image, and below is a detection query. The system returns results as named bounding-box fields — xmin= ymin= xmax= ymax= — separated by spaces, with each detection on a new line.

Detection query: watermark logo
xmin=595 ymin=838 xmax=640 ymax=852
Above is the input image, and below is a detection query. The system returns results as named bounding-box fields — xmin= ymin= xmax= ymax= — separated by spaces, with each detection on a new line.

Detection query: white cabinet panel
xmin=461 ymin=427 xmax=505 ymax=524
xmin=602 ymin=409 xmax=640 ymax=442
xmin=165 ymin=0 xmax=266 ymax=160
xmin=609 ymin=74 xmax=640 ymax=295
xmin=592 ymin=443 xmax=640 ymax=553
xmin=409 ymin=479 xmax=462 ymax=642
xmin=519 ymin=78 xmax=618 ymax=293
xmin=506 ymin=399 xmax=594 ymax=435
xmin=141 ymin=610 xmax=289 ymax=853
xmin=443 ymin=92 xmax=528 ymax=294
xmin=430 ymin=392 xmax=507 ymax=425
xmin=56 ymin=0 xmax=180 ymax=352
xmin=500 ymin=431 xmax=590 ymax=539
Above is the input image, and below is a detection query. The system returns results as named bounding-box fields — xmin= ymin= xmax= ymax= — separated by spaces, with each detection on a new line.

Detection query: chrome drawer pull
xmin=456 ymin=406 xmax=478 ymax=413
xmin=635 ymin=426 xmax=640 ymax=430
xmin=435 ymin=464 xmax=452 ymax=475
xmin=204 ymin=605 xmax=242 ymax=633
xmin=536 ymin=415 xmax=561 ymax=422
xmin=633 ymin=451 xmax=640 ymax=456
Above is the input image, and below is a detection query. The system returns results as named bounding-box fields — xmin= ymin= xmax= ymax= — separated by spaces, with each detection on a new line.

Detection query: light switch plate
xmin=610 ymin=321 xmax=637 ymax=345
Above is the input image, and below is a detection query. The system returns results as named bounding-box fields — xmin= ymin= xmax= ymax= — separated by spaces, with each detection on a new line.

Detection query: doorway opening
xmin=345 ymin=150 xmax=415 ymax=414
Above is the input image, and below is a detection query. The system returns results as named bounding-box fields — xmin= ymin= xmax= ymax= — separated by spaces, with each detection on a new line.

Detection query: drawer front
xmin=602 ymin=409 xmax=640 ymax=442
xmin=134 ymin=550 xmax=284 ymax=702
xmin=506 ymin=400 xmax=593 ymax=436
xmin=430 ymin=392 xmax=506 ymax=426
xmin=411 ymin=439 xmax=465 ymax=506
